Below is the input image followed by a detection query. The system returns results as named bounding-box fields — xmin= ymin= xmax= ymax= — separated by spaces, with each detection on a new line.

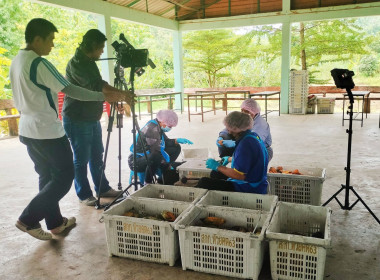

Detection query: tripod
xmin=323 ymin=88 xmax=379 ymax=224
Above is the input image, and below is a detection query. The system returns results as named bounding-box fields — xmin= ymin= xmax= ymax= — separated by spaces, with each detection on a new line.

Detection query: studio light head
xmin=331 ymin=68 xmax=355 ymax=89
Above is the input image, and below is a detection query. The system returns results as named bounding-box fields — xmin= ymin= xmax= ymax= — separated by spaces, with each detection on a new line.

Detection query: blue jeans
xmin=63 ymin=116 xmax=111 ymax=200
xmin=19 ymin=136 xmax=74 ymax=229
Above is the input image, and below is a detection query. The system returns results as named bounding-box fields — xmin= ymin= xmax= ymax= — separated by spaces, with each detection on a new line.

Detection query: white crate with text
xmin=176 ymin=205 xmax=271 ymax=279
xmin=177 ymin=159 xmax=211 ymax=179
xmin=266 ymin=202 xmax=331 ymax=280
xmin=102 ymin=197 xmax=193 ymax=266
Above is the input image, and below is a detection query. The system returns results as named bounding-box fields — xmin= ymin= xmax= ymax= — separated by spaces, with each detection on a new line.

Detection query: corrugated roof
xmin=105 ymin=0 xmax=380 ymax=20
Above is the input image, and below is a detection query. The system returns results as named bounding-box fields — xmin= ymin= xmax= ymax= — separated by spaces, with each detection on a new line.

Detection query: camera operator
xmin=10 ymin=19 xmax=129 ymax=240
xmin=62 ymin=29 xmax=134 ymax=206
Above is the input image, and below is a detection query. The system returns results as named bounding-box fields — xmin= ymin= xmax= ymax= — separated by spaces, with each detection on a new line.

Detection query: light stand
xmin=323 ymin=69 xmax=379 ymax=224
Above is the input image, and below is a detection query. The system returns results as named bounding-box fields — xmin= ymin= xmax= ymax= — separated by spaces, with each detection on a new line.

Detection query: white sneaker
xmin=15 ymin=220 xmax=52 ymax=240
xmin=100 ymin=188 xmax=123 ymax=197
xmin=50 ymin=217 xmax=76 ymax=234
xmin=80 ymin=196 xmax=97 ymax=206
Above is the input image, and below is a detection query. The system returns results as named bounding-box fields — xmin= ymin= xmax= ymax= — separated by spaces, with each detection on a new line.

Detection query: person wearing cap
xmin=62 ymin=29 xmax=134 ymax=206
xmin=128 ymin=110 xmax=193 ymax=184
xmin=197 ymin=111 xmax=268 ymax=194
xmin=216 ymin=98 xmax=273 ymax=161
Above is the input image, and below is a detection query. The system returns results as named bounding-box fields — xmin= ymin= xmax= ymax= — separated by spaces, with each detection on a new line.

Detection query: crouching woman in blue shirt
xmin=196 ymin=111 xmax=268 ymax=194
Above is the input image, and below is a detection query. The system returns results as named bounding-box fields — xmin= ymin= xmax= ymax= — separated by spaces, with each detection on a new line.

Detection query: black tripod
xmin=323 ymin=87 xmax=379 ymax=224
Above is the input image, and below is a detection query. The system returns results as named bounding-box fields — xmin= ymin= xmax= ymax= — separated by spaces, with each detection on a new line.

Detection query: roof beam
xmin=179 ymin=2 xmax=380 ymax=31
xmin=34 ymin=0 xmax=178 ymax=30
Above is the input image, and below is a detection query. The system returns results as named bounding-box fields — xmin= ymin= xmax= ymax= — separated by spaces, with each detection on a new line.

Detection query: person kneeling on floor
xmin=197 ymin=111 xmax=268 ymax=194
xmin=128 ymin=110 xmax=193 ymax=184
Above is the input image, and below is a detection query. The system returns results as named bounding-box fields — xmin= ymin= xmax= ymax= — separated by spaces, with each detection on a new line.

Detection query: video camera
xmin=331 ymin=68 xmax=355 ymax=89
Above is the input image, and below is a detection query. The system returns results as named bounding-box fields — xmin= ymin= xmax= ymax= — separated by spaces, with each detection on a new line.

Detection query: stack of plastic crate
xmin=266 ymin=202 xmax=331 ymax=280
xmin=102 ymin=185 xmax=207 ymax=266
xmin=289 ymin=70 xmax=308 ymax=114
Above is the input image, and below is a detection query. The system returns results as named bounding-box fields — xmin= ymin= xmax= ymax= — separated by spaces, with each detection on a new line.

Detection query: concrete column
xmin=97 ymin=14 xmax=115 ymax=85
xmin=173 ymin=30 xmax=184 ymax=110
xmin=280 ymin=20 xmax=291 ymax=114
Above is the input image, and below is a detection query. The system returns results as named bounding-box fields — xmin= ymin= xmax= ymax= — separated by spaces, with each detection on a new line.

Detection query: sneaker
xmin=80 ymin=196 xmax=97 ymax=206
xmin=50 ymin=217 xmax=76 ymax=234
xmin=100 ymin=188 xmax=122 ymax=197
xmin=15 ymin=220 xmax=52 ymax=240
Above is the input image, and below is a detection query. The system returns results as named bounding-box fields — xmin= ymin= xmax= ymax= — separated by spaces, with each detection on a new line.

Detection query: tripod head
xmin=331 ymin=68 xmax=355 ymax=104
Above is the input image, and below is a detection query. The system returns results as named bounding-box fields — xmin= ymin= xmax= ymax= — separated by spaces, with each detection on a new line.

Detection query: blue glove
xmin=206 ymin=158 xmax=220 ymax=171
xmin=216 ymin=137 xmax=223 ymax=147
xmin=221 ymin=156 xmax=230 ymax=166
xmin=222 ymin=140 xmax=236 ymax=148
xmin=177 ymin=138 xmax=193 ymax=145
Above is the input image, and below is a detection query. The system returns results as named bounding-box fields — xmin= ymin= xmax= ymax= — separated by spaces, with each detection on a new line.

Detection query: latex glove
xmin=222 ymin=139 xmax=236 ymax=148
xmin=216 ymin=137 xmax=223 ymax=147
xmin=221 ymin=156 xmax=230 ymax=166
xmin=177 ymin=138 xmax=193 ymax=145
xmin=206 ymin=158 xmax=220 ymax=171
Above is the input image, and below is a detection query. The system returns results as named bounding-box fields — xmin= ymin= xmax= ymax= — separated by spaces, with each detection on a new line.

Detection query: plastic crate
xmin=102 ymin=197 xmax=193 ymax=266
xmin=176 ymin=205 xmax=271 ymax=279
xmin=182 ymin=148 xmax=210 ymax=160
xmin=317 ymin=97 xmax=335 ymax=114
xmin=267 ymin=166 xmax=326 ymax=205
xmin=196 ymin=190 xmax=278 ymax=214
xmin=177 ymin=159 xmax=211 ymax=179
xmin=266 ymin=202 xmax=331 ymax=280
xmin=289 ymin=101 xmax=307 ymax=114
xmin=131 ymin=184 xmax=207 ymax=204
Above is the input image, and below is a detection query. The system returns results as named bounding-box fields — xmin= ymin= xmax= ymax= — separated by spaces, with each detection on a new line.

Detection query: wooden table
xmin=223 ymin=90 xmax=250 ymax=112
xmin=136 ymin=92 xmax=182 ymax=120
xmin=342 ymin=91 xmax=370 ymax=127
xmin=249 ymin=91 xmax=280 ymax=121
xmin=185 ymin=91 xmax=225 ymax=122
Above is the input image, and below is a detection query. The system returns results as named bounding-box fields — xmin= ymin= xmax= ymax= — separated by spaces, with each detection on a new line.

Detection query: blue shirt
xmin=230 ymin=131 xmax=268 ymax=194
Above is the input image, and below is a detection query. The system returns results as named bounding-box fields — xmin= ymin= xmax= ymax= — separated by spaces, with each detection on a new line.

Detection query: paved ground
xmin=0 ymin=111 xmax=379 ymax=280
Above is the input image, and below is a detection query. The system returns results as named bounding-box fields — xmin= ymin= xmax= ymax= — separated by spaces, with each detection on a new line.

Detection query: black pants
xmin=196 ymin=170 xmax=235 ymax=192
xmin=128 ymin=144 xmax=181 ymax=183
xmin=19 ymin=136 xmax=74 ymax=230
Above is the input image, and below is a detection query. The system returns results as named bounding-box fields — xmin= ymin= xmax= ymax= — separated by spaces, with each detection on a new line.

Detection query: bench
xmin=0 ymin=99 xmax=20 ymax=136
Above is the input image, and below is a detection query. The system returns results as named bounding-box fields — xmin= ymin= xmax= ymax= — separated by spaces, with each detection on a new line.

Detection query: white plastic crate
xmin=177 ymin=159 xmax=211 ymax=179
xmin=266 ymin=202 xmax=331 ymax=280
xmin=102 ymin=197 xmax=193 ymax=266
xmin=196 ymin=190 xmax=278 ymax=213
xmin=317 ymin=97 xmax=335 ymax=114
xmin=176 ymin=205 xmax=271 ymax=280
xmin=182 ymin=148 xmax=210 ymax=160
xmin=267 ymin=166 xmax=326 ymax=205
xmin=131 ymin=184 xmax=207 ymax=204
xmin=289 ymin=101 xmax=307 ymax=114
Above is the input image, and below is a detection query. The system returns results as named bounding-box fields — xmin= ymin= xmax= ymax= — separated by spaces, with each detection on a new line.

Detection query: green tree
xmin=292 ymin=19 xmax=369 ymax=83
xmin=183 ymin=29 xmax=249 ymax=88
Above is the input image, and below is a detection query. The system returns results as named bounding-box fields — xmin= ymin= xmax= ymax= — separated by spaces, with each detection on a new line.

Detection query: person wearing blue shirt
xmin=217 ymin=98 xmax=273 ymax=161
xmin=128 ymin=110 xmax=193 ymax=184
xmin=197 ymin=111 xmax=268 ymax=194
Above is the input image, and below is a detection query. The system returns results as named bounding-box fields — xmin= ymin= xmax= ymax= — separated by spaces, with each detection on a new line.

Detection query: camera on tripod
xmin=331 ymin=68 xmax=355 ymax=89
xmin=112 ymin=33 xmax=149 ymax=70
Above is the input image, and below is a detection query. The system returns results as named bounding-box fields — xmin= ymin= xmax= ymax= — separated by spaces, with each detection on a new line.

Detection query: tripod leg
xmin=350 ymin=187 xmax=380 ymax=224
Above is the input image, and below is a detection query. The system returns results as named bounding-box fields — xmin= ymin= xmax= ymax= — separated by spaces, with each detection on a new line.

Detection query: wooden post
xmin=5 ymin=109 xmax=18 ymax=136
xmin=364 ymin=98 xmax=370 ymax=113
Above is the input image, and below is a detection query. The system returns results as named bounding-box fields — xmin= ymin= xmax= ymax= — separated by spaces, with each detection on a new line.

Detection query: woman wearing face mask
xmin=128 ymin=110 xmax=193 ymax=184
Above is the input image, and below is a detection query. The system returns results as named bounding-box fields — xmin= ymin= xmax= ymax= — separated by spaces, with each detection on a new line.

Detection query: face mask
xmin=161 ymin=126 xmax=171 ymax=133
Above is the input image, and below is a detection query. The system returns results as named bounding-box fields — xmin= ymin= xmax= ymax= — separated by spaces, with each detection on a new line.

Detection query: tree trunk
xmin=300 ymin=22 xmax=307 ymax=70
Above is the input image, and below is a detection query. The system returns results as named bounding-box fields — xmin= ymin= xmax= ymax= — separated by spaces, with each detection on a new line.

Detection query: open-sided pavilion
xmin=36 ymin=0 xmax=380 ymax=113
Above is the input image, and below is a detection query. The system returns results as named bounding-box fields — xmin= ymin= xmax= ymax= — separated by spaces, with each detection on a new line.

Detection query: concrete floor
xmin=0 ymin=111 xmax=379 ymax=280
